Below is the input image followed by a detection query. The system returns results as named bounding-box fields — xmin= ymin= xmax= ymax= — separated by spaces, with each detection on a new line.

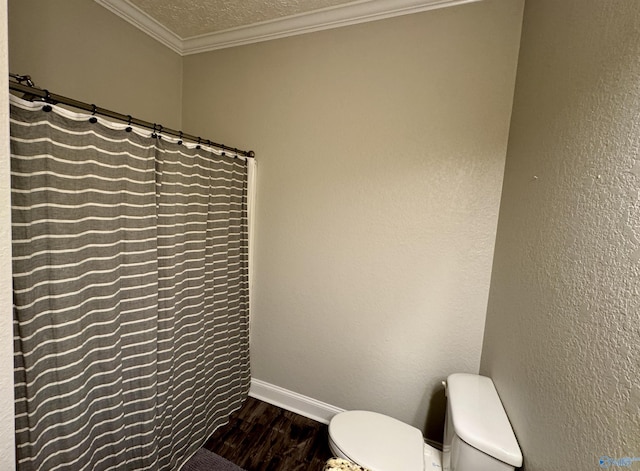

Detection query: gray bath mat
xmin=182 ymin=448 xmax=246 ymax=471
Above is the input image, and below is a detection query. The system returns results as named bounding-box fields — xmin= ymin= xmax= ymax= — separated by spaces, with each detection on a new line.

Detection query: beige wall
xmin=481 ymin=0 xmax=640 ymax=469
xmin=0 ymin=0 xmax=15 ymax=467
xmin=183 ymin=0 xmax=523 ymax=438
xmin=4 ymin=1 xmax=639 ymax=467
xmin=9 ymin=0 xmax=183 ymax=129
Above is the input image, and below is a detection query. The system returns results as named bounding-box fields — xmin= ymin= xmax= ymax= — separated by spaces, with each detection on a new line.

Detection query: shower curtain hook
xmin=196 ymin=137 xmax=201 ymax=149
xmin=125 ymin=115 xmax=132 ymax=132
xmin=178 ymin=131 xmax=183 ymax=145
xmin=42 ymin=89 xmax=52 ymax=112
xmin=157 ymin=124 xmax=163 ymax=139
xmin=89 ymin=104 xmax=98 ymax=123
xmin=151 ymin=124 xmax=157 ymax=138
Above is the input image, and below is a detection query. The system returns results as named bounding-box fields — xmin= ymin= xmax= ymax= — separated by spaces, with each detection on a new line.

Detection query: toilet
xmin=328 ymin=373 xmax=522 ymax=471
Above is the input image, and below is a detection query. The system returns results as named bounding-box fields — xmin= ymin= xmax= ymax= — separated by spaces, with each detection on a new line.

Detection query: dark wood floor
xmin=204 ymin=396 xmax=334 ymax=471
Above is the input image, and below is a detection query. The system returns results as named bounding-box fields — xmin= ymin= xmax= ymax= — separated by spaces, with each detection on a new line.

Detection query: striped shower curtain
xmin=10 ymin=96 xmax=251 ymax=471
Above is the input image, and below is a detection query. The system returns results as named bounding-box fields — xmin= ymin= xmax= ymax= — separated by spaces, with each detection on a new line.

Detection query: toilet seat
xmin=328 ymin=411 xmax=424 ymax=471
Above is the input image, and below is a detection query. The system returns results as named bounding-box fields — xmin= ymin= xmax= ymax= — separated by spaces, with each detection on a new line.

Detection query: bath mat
xmin=182 ymin=448 xmax=246 ymax=471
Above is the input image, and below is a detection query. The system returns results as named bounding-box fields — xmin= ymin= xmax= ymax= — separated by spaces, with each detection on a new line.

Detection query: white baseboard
xmin=249 ymin=378 xmax=345 ymax=425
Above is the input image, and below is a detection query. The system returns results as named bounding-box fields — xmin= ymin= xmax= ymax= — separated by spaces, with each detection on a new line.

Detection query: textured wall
xmin=182 ymin=0 xmax=523 ymax=439
xmin=0 ymin=1 xmax=15 ymax=468
xmin=9 ymin=0 xmax=183 ymax=129
xmin=480 ymin=0 xmax=640 ymax=469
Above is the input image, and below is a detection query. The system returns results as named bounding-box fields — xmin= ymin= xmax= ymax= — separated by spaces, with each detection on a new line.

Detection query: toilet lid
xmin=329 ymin=411 xmax=424 ymax=471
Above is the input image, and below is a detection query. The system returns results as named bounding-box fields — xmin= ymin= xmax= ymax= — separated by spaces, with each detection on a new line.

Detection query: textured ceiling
xmin=129 ymin=0 xmax=359 ymax=38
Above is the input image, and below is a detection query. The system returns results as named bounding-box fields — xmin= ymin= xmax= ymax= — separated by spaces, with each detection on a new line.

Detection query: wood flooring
xmin=204 ymin=396 xmax=334 ymax=471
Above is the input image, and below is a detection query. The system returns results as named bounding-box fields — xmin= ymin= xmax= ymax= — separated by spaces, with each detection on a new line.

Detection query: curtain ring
xmin=178 ymin=131 xmax=183 ymax=145
xmin=42 ymin=90 xmax=52 ymax=112
xmin=151 ymin=123 xmax=157 ymax=138
xmin=157 ymin=124 xmax=163 ymax=140
xmin=125 ymin=115 xmax=132 ymax=132
xmin=196 ymin=137 xmax=201 ymax=149
xmin=89 ymin=104 xmax=98 ymax=123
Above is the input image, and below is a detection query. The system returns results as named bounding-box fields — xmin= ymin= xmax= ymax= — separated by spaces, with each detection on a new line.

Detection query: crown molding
xmin=95 ymin=0 xmax=480 ymax=56
xmin=95 ymin=0 xmax=183 ymax=54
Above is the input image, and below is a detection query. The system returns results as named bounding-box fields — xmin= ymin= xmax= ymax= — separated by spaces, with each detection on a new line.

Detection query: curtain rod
xmin=8 ymin=75 xmax=255 ymax=159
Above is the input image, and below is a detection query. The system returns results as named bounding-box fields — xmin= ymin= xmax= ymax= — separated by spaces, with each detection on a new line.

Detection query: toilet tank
xmin=442 ymin=374 xmax=522 ymax=471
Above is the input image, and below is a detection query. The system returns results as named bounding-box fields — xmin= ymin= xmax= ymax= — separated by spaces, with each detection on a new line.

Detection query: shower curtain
xmin=10 ymin=95 xmax=251 ymax=471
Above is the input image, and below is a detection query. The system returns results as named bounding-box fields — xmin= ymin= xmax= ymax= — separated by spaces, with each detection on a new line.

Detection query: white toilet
xmin=328 ymin=373 xmax=522 ymax=471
